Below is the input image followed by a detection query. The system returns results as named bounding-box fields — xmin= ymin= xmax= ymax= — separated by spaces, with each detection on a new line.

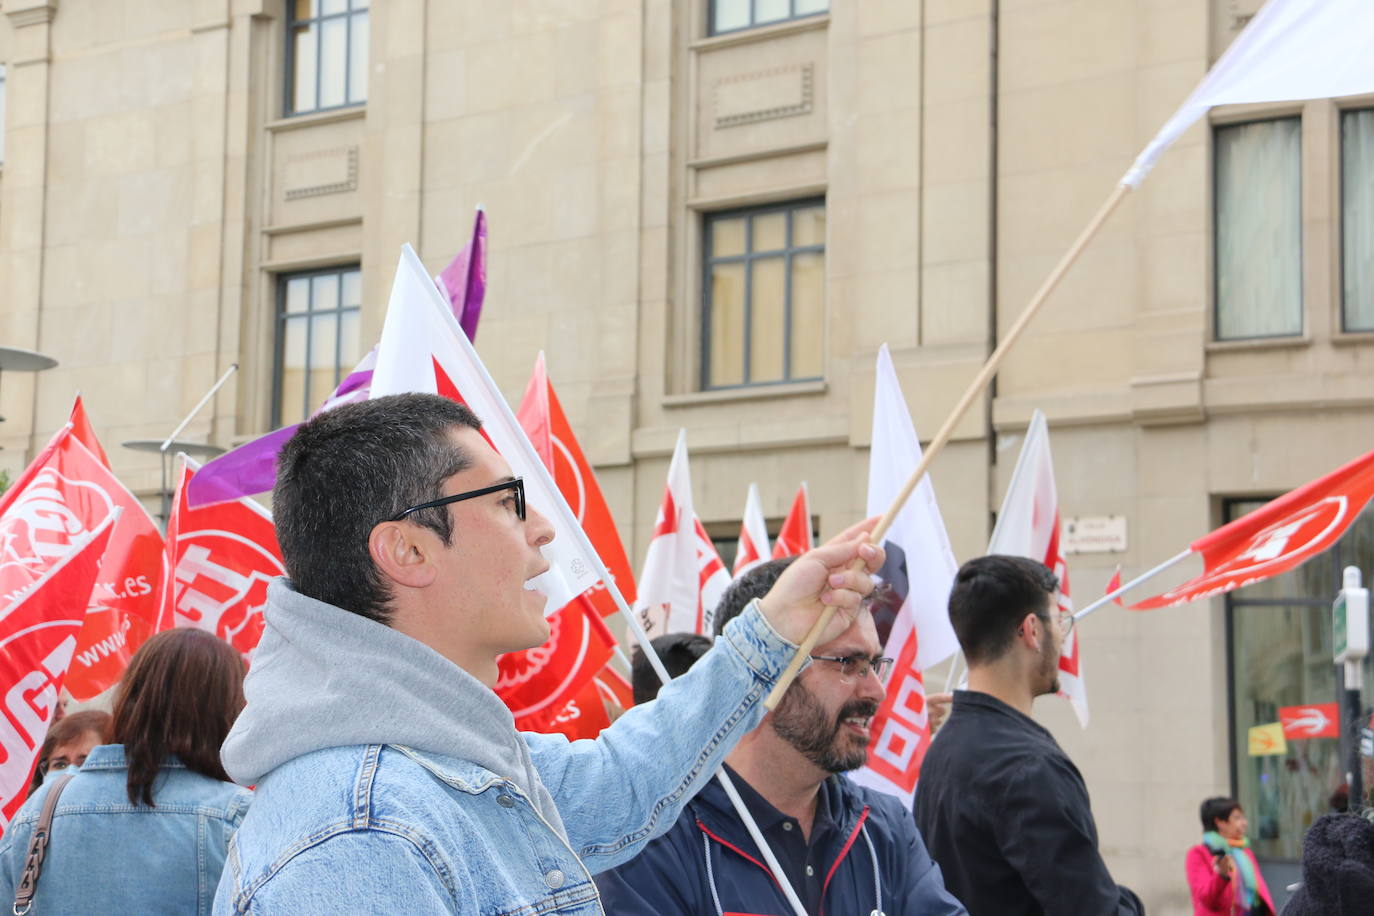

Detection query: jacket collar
xmin=952 ymin=689 xmax=1057 ymax=742
xmin=693 ymin=765 xmax=861 ymax=843
xmin=77 ymin=744 xmax=187 ymax=772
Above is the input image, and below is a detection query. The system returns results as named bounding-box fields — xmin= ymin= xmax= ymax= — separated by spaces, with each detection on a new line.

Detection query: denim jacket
xmin=213 ymin=581 xmax=801 ymax=914
xmin=0 ymin=744 xmax=251 ymax=915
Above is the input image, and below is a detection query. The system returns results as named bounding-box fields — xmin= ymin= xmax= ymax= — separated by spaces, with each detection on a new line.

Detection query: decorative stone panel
xmin=282 ymin=147 xmax=359 ymax=200
xmin=713 ymin=64 xmax=813 ymax=130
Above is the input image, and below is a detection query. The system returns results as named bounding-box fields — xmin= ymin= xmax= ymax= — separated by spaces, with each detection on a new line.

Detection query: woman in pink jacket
xmin=1186 ymin=797 xmax=1275 ymax=916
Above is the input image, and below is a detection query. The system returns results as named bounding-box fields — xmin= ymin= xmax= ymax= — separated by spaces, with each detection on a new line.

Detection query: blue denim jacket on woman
xmin=0 ymin=744 xmax=251 ymax=915
xmin=212 ymin=580 xmax=801 ymax=915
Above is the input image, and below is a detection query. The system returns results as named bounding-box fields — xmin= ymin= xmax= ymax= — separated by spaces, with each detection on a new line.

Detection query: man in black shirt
xmin=914 ymin=555 xmax=1144 ymax=915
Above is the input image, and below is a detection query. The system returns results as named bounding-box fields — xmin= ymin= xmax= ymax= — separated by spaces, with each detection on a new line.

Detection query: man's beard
xmin=771 ymin=683 xmax=880 ymax=774
xmin=1040 ymin=630 xmax=1061 ymax=696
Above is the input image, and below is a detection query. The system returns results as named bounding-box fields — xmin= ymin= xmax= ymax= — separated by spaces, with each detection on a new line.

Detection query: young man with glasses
xmin=914 ymin=555 xmax=1143 ymax=916
xmin=597 ymin=557 xmax=966 ymax=915
xmin=213 ymin=394 xmax=884 ymax=914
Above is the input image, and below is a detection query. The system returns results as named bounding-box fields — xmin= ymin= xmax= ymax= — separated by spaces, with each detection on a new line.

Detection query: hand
xmin=928 ymin=692 xmax=953 ymax=731
xmin=757 ymin=517 xmax=885 ymax=646
xmin=1214 ymin=854 xmax=1232 ymax=878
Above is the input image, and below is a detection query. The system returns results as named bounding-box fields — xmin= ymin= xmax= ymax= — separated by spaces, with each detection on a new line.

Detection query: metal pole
xmin=1073 ymin=549 xmax=1193 ymax=621
xmin=160 ymin=363 xmax=239 ymax=453
xmin=1343 ymin=661 xmax=1364 ymax=812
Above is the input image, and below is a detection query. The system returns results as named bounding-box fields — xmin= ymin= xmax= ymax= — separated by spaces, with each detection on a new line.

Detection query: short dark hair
xmin=947 ymin=555 xmax=1059 ymax=665
xmin=274 ymin=393 xmax=481 ymax=623
xmin=631 ymin=633 xmax=714 ymax=704
xmin=111 ymin=629 xmax=245 ymax=807
xmin=712 ymin=557 xmax=796 ymax=635
xmin=1200 ymin=796 xmax=1241 ymax=832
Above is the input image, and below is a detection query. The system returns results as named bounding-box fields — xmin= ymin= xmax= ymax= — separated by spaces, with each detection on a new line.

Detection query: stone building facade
xmin=1 ymin=0 xmax=1371 ymax=910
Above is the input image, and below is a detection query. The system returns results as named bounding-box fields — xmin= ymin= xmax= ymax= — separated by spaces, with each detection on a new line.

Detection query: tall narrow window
xmin=274 ymin=266 xmax=361 ymax=427
xmin=1214 ymin=119 xmax=1303 ymax=340
xmin=709 ymin=0 xmax=828 ymax=36
xmin=703 ymin=200 xmax=825 ymax=390
xmin=1342 ymin=108 xmax=1374 ymax=332
xmin=286 ymin=0 xmax=369 ymax=116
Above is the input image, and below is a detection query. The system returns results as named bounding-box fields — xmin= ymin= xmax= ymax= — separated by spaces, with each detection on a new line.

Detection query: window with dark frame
xmin=709 ymin=0 xmax=828 ymax=37
xmin=285 ymin=0 xmax=369 ymax=117
xmin=1226 ymin=498 xmax=1374 ymax=867
xmin=702 ymin=199 xmax=826 ymax=390
xmin=1341 ymin=108 xmax=1374 ymax=332
xmin=273 ymin=266 xmax=362 ymax=427
xmin=1213 ymin=118 xmax=1303 ymax=341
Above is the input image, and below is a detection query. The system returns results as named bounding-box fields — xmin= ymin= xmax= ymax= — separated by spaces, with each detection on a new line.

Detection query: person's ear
xmin=1016 ymin=613 xmax=1042 ymax=651
xmin=369 ymin=521 xmax=438 ymax=589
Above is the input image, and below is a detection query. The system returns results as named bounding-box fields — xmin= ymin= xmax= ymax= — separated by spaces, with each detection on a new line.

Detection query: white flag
xmin=635 ymin=432 xmax=703 ymax=637
xmin=849 ymin=344 xmax=960 ymax=809
xmin=732 ymin=483 xmax=770 ymax=577
xmin=371 ymin=245 xmax=602 ymax=612
xmin=987 ymin=410 xmax=1088 ymax=727
xmin=1125 ymin=0 xmax=1374 ymax=186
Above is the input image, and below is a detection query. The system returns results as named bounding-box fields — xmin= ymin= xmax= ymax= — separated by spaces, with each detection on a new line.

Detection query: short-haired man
xmin=914 ymin=555 xmax=1144 ymax=915
xmin=213 ymin=394 xmax=883 ymax=914
xmin=597 ymin=558 xmax=965 ymax=915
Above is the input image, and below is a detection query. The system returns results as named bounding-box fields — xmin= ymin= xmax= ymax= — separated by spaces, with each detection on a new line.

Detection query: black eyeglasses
xmin=389 ymin=477 xmax=526 ymax=523
xmin=809 ymin=654 xmax=894 ymax=682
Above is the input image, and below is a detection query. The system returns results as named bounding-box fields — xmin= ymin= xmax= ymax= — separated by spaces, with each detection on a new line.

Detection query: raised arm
xmin=527 ymin=521 xmax=884 ymax=873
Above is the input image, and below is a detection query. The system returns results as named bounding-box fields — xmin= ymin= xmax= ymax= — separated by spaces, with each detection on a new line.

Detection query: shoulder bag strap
xmin=12 ymin=773 xmax=75 ymax=916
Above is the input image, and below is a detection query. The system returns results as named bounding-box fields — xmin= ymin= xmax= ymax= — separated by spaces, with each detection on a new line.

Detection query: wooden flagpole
xmin=764 ymin=181 xmax=1135 ymax=710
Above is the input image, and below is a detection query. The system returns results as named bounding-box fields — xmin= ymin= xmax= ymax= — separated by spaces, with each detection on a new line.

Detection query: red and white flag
xmin=850 ymin=345 xmax=960 ymax=808
xmin=496 ymin=600 xmax=618 ymax=739
xmin=732 ymin=484 xmax=770 ymax=577
xmin=370 ymin=245 xmax=604 ymax=612
xmin=517 ymin=352 xmax=637 ymax=615
xmin=497 ymin=354 xmax=639 ymax=739
xmin=0 ymin=406 xmax=166 ymax=701
xmin=771 ymin=483 xmax=814 ymax=559
xmin=987 ymin=410 xmax=1088 ymax=727
xmin=1132 ymin=446 xmax=1374 ymax=609
xmin=0 ymin=506 xmax=118 ymax=831
xmin=634 ymin=431 xmax=730 ymax=637
xmin=160 ymin=459 xmax=284 ymax=662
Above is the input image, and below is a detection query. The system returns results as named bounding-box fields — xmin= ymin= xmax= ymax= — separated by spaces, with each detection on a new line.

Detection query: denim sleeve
xmin=525 ymin=600 xmax=802 ymax=873
xmin=228 ymin=829 xmax=459 ymax=914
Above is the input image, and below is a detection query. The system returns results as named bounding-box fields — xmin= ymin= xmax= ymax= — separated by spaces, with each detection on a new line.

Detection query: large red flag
xmin=516 ymin=353 xmax=637 ymax=612
xmin=0 ymin=414 xmax=165 ymax=701
xmin=771 ymin=483 xmax=814 ymax=559
xmin=1133 ymin=446 xmax=1374 ymax=609
xmin=160 ymin=460 xmax=284 ymax=661
xmin=500 ymin=355 xmax=638 ymax=738
xmin=0 ymin=506 xmax=117 ymax=831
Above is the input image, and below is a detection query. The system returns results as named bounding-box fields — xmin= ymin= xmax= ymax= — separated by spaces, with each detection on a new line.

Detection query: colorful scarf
xmin=1204 ymin=830 xmax=1258 ymax=910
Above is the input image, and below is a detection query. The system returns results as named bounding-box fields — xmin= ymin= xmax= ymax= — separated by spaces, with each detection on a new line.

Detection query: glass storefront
xmin=1228 ymin=500 xmax=1374 ymax=862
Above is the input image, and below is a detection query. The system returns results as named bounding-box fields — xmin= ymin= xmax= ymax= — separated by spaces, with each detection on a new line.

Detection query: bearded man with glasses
xmin=213 ymin=393 xmax=885 ymax=915
xmin=597 ymin=557 xmax=966 ymax=916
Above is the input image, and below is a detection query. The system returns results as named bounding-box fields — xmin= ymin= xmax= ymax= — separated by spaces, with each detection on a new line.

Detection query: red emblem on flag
xmin=161 ymin=462 xmax=284 ymax=660
xmin=862 ymin=629 xmax=931 ymax=793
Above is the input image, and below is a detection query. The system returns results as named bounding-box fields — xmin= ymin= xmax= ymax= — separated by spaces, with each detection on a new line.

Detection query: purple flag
xmin=188 ymin=208 xmax=490 ymax=507
xmin=436 ymin=207 xmax=487 ymax=341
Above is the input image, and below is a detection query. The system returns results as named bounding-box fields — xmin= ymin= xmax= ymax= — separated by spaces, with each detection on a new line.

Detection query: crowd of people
xmin=2 ymin=391 xmax=1371 ymax=914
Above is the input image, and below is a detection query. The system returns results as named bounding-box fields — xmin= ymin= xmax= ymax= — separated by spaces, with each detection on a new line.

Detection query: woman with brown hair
xmin=0 ymin=628 xmax=251 ymax=915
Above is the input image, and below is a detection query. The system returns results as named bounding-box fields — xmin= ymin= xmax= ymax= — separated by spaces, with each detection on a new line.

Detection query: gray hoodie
xmin=220 ymin=579 xmax=565 ymax=835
